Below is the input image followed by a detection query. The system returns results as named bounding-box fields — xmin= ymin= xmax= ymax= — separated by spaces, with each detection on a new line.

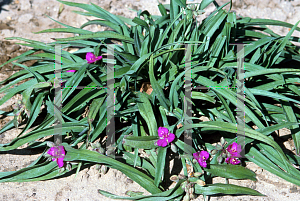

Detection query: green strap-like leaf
xmin=154 ymin=147 xmax=167 ymax=186
xmin=195 ymin=183 xmax=264 ymax=196
xmin=205 ymin=164 xmax=257 ymax=181
xmin=54 ymin=31 xmax=134 ymax=44
xmin=123 ymin=136 xmax=158 ymax=149
xmin=149 ymin=54 xmax=170 ymax=110
xmin=137 ymin=92 xmax=158 ymax=136
xmin=63 ymin=143 xmax=162 ymax=194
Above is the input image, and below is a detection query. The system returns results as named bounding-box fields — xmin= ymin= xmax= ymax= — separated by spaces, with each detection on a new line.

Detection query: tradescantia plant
xmin=1 ymin=0 xmax=300 ymax=200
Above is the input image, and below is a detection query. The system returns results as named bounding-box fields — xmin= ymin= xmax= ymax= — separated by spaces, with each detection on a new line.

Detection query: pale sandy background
xmin=1 ymin=0 xmax=300 ymax=200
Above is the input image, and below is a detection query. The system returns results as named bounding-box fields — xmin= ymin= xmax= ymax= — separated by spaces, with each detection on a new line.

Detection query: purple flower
xmin=86 ymin=52 xmax=102 ymax=64
xmin=47 ymin=146 xmax=65 ymax=168
xmin=225 ymin=157 xmax=241 ymax=165
xmin=193 ymin=151 xmax=210 ymax=168
xmin=226 ymin=142 xmax=242 ymax=158
xmin=156 ymin=127 xmax=175 ymax=147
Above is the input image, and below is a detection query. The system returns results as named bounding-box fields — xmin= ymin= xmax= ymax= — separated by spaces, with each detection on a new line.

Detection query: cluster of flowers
xmin=46 ymin=121 xmax=241 ymax=172
xmin=154 ymin=127 xmax=242 ymax=167
xmin=224 ymin=142 xmax=242 ymax=165
xmin=192 ymin=141 xmax=242 ymax=168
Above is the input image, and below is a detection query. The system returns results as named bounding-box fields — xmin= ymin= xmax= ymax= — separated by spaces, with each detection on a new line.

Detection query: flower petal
xmin=157 ymin=127 xmax=169 ymax=138
xmin=235 ymin=143 xmax=242 ymax=153
xmin=47 ymin=147 xmax=57 ymax=156
xmin=231 ymin=152 xmax=242 ymax=158
xmin=86 ymin=52 xmax=94 ymax=59
xmin=198 ymin=160 xmax=207 ymax=168
xmin=156 ymin=139 xmax=168 ymax=147
xmin=66 ymin=70 xmax=76 ymax=73
xmin=167 ymin=133 xmax=175 ymax=143
xmin=200 ymin=150 xmax=210 ymax=160
xmin=230 ymin=158 xmax=241 ymax=165
xmin=86 ymin=52 xmax=96 ymax=63
xmin=96 ymin=55 xmax=103 ymax=61
xmin=193 ymin=152 xmax=201 ymax=160
xmin=57 ymin=146 xmax=65 ymax=157
xmin=227 ymin=142 xmax=242 ymax=155
xmin=56 ymin=158 xmax=64 ymax=168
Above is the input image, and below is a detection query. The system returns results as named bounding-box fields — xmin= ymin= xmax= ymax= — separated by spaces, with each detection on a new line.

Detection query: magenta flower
xmin=66 ymin=70 xmax=77 ymax=73
xmin=226 ymin=142 xmax=242 ymax=158
xmin=156 ymin=127 xmax=175 ymax=147
xmin=225 ymin=157 xmax=241 ymax=165
xmin=193 ymin=151 xmax=210 ymax=168
xmin=86 ymin=52 xmax=102 ymax=64
xmin=47 ymin=146 xmax=65 ymax=168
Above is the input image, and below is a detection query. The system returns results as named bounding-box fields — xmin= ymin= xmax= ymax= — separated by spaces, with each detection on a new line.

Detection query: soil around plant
xmin=1 ymin=0 xmax=300 ymax=200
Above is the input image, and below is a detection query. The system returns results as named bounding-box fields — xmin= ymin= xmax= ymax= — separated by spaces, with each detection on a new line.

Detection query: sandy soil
xmin=1 ymin=0 xmax=300 ymax=200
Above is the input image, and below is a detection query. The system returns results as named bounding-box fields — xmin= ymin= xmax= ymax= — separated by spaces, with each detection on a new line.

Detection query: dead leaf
xmin=57 ymin=3 xmax=65 ymax=18
xmin=177 ymin=123 xmax=183 ymax=129
xmin=140 ymin=82 xmax=153 ymax=95
xmin=0 ymin=22 xmax=14 ymax=30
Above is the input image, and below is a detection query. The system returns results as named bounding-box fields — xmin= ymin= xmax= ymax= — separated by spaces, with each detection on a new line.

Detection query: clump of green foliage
xmin=1 ymin=0 xmax=300 ymax=200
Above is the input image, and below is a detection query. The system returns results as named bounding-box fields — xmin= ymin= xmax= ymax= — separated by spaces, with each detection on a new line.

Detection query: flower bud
xmin=189 ymin=186 xmax=194 ymax=194
xmin=101 ymin=165 xmax=108 ymax=174
xmin=59 ymin=167 xmax=65 ymax=173
xmin=189 ymin=193 xmax=195 ymax=199
xmin=184 ymin=186 xmax=189 ymax=193
xmin=185 ymin=183 xmax=191 ymax=192
xmin=170 ymin=175 xmax=179 ymax=182
xmin=220 ymin=137 xmax=225 ymax=146
xmin=222 ymin=152 xmax=228 ymax=158
xmin=181 ymin=181 xmax=187 ymax=190
xmin=192 ymin=159 xmax=198 ymax=164
xmin=216 ymin=144 xmax=223 ymax=151
xmin=217 ymin=155 xmax=223 ymax=164
xmin=95 ymin=164 xmax=101 ymax=170
xmin=193 ymin=172 xmax=202 ymax=177
xmin=171 ymin=143 xmax=178 ymax=153
xmin=210 ymin=149 xmax=218 ymax=155
xmin=183 ymin=193 xmax=190 ymax=201
xmin=178 ymin=174 xmax=186 ymax=179
xmin=196 ymin=179 xmax=205 ymax=186
xmin=46 ymin=141 xmax=55 ymax=147
xmin=66 ymin=163 xmax=72 ymax=171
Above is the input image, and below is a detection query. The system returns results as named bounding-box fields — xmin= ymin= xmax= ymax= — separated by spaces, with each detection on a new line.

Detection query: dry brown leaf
xmin=177 ymin=123 xmax=183 ymax=129
xmin=139 ymin=82 xmax=153 ymax=95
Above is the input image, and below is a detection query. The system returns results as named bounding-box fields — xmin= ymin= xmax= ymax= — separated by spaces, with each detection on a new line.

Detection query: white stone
xmin=278 ymin=1 xmax=294 ymax=15
xmin=1 ymin=29 xmax=14 ymax=38
xmin=18 ymin=13 xmax=33 ymax=24
xmin=20 ymin=0 xmax=31 ymax=11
